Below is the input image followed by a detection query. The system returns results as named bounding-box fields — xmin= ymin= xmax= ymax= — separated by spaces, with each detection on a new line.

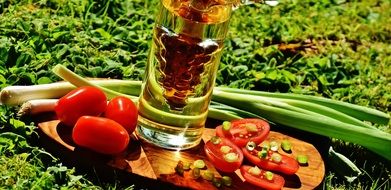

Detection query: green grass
xmin=0 ymin=0 xmax=390 ymax=189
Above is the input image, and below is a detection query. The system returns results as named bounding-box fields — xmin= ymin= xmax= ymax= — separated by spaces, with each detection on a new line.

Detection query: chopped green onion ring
xmin=194 ymin=159 xmax=206 ymax=169
xmin=222 ymin=176 xmax=232 ymax=186
xmin=258 ymin=149 xmax=268 ymax=159
xmin=220 ymin=145 xmax=232 ymax=154
xmin=281 ymin=140 xmax=292 ymax=152
xmin=271 ymin=153 xmax=282 ymax=163
xmin=246 ymin=141 xmax=256 ymax=151
xmin=248 ymin=166 xmax=261 ymax=176
xmin=222 ymin=121 xmax=231 ymax=131
xmin=264 ymin=171 xmax=274 ymax=180
xmin=270 ymin=141 xmax=279 ymax=151
xmin=297 ymin=154 xmax=308 ymax=165
xmin=210 ymin=136 xmax=221 ymax=145
xmin=224 ymin=152 xmax=239 ymax=163
xmin=202 ymin=170 xmax=215 ymax=181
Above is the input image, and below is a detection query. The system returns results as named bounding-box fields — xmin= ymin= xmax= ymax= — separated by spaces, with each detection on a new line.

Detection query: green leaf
xmin=254 ymin=71 xmax=266 ymax=80
xmin=281 ymin=70 xmax=296 ymax=82
xmin=94 ymin=28 xmax=112 ymax=40
xmin=6 ymin=45 xmax=17 ymax=68
xmin=52 ymin=31 xmax=69 ymax=41
xmin=37 ymin=77 xmax=53 ymax=84
xmin=266 ymin=69 xmax=278 ymax=80
xmin=16 ymin=53 xmax=32 ymax=67
xmin=10 ymin=118 xmax=25 ymax=128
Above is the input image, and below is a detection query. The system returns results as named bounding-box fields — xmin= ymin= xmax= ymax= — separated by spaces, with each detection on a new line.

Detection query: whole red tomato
xmin=55 ymin=86 xmax=107 ymax=127
xmin=104 ymin=96 xmax=138 ymax=134
xmin=72 ymin=116 xmax=130 ymax=155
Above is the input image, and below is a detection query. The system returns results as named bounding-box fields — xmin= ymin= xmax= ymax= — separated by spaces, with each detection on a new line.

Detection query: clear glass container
xmin=136 ymin=0 xmax=236 ymax=150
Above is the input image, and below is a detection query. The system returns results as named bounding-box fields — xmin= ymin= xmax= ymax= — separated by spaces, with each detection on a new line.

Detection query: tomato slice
xmin=204 ymin=136 xmax=243 ymax=173
xmin=242 ymin=146 xmax=299 ymax=175
xmin=216 ymin=118 xmax=270 ymax=147
xmin=72 ymin=116 xmax=130 ymax=155
xmin=240 ymin=165 xmax=285 ymax=190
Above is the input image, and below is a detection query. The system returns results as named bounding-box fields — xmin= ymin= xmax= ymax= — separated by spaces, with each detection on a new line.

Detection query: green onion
xmin=210 ymin=136 xmax=221 ymax=145
xmin=183 ymin=162 xmax=191 ymax=171
xmin=221 ymin=176 xmax=232 ymax=186
xmin=264 ymin=171 xmax=274 ymax=180
xmin=212 ymin=90 xmax=391 ymax=160
xmin=17 ymin=99 xmax=57 ymax=117
xmin=220 ymin=146 xmax=232 ymax=154
xmin=281 ymin=140 xmax=292 ymax=152
xmin=248 ymin=166 xmax=261 ymax=176
xmin=202 ymin=170 xmax=214 ymax=181
xmin=192 ymin=168 xmax=201 ymax=179
xmin=224 ymin=153 xmax=239 ymax=163
xmin=246 ymin=141 xmax=256 ymax=151
xmin=297 ymin=154 xmax=308 ymax=165
xmin=0 ymin=79 xmax=141 ymax=106
xmin=269 ymin=141 xmax=279 ymax=152
xmin=214 ymin=87 xmax=390 ymax=125
xmin=193 ymin=159 xmax=206 ymax=169
xmin=271 ymin=153 xmax=282 ymax=163
xmin=52 ymin=65 xmax=138 ymax=101
xmin=258 ymin=149 xmax=268 ymax=159
xmin=222 ymin=121 xmax=231 ymax=131
xmin=212 ymin=177 xmax=222 ymax=187
xmin=259 ymin=141 xmax=270 ymax=150
xmin=175 ymin=161 xmax=185 ymax=176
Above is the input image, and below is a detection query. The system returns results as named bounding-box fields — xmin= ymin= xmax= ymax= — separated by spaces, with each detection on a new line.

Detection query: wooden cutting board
xmin=38 ymin=120 xmax=325 ymax=190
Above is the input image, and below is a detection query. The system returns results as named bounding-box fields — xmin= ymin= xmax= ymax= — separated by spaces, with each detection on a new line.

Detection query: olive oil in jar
xmin=137 ymin=0 xmax=233 ymax=150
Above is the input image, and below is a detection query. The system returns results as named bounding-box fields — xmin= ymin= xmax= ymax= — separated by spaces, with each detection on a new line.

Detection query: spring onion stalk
xmin=0 ymin=79 xmax=141 ymax=106
xmin=213 ymin=90 xmax=377 ymax=131
xmin=276 ymin=98 xmax=376 ymax=129
xmin=17 ymin=99 xmax=58 ymax=116
xmin=212 ymin=93 xmax=391 ymax=160
xmin=215 ymin=87 xmax=390 ymax=125
xmin=52 ymin=65 xmax=139 ymax=101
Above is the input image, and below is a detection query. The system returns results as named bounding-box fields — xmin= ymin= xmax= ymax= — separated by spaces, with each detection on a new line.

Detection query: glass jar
xmin=136 ymin=0 xmax=236 ymax=150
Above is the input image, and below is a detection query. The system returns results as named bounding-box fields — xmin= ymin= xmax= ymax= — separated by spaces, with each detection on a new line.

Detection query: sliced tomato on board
xmin=240 ymin=165 xmax=285 ymax=190
xmin=204 ymin=136 xmax=244 ymax=173
xmin=216 ymin=118 xmax=270 ymax=147
xmin=242 ymin=145 xmax=299 ymax=175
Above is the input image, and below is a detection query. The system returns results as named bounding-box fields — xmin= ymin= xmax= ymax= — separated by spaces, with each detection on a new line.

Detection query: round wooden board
xmin=38 ymin=119 xmax=325 ymax=190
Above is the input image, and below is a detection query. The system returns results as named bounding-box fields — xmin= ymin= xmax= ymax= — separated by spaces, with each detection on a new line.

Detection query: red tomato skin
xmin=104 ymin=96 xmax=138 ymax=134
xmin=216 ymin=118 xmax=270 ymax=147
xmin=242 ymin=148 xmax=299 ymax=175
xmin=204 ymin=137 xmax=243 ymax=173
xmin=240 ymin=165 xmax=285 ymax=190
xmin=72 ymin=116 xmax=130 ymax=155
xmin=55 ymin=86 xmax=107 ymax=127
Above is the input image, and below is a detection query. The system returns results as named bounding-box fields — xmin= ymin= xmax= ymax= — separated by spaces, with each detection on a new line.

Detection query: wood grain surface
xmin=38 ymin=120 xmax=324 ymax=190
